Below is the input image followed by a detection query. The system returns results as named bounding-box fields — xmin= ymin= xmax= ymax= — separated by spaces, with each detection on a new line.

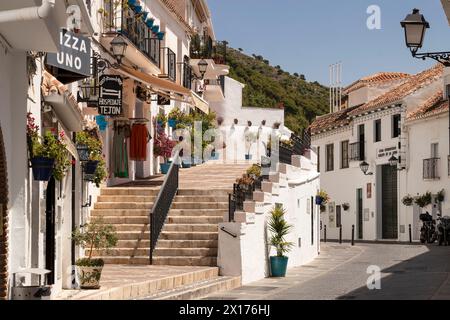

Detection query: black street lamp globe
xmin=401 ymin=8 xmax=430 ymax=55
xmin=359 ymin=161 xmax=373 ymax=176
xmin=389 ymin=155 xmax=399 ymax=168
xmin=198 ymin=59 xmax=208 ymax=79
xmin=80 ymin=81 xmax=92 ymax=100
xmin=110 ymin=36 xmax=128 ymax=64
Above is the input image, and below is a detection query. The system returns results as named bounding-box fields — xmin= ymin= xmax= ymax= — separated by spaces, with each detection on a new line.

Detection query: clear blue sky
xmin=208 ymin=0 xmax=450 ymax=86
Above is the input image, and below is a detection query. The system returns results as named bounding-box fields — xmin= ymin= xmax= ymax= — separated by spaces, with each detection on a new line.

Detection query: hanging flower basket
xmin=402 ymin=195 xmax=414 ymax=206
xmin=315 ymin=196 xmax=324 ymax=206
xmin=31 ymin=157 xmax=55 ymax=181
xmin=76 ymin=144 xmax=90 ymax=162
xmin=84 ymin=160 xmax=99 ymax=175
xmin=342 ymin=203 xmax=350 ymax=211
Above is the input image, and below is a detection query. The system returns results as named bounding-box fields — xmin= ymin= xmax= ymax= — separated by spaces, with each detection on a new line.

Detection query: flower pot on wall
xmin=315 ymin=196 xmax=324 ymax=206
xmin=76 ymin=265 xmax=103 ymax=289
xmin=84 ymin=160 xmax=99 ymax=175
xmin=160 ymin=162 xmax=171 ymax=174
xmin=31 ymin=157 xmax=55 ymax=181
xmin=270 ymin=256 xmax=289 ymax=277
xmin=245 ymin=154 xmax=252 ymax=160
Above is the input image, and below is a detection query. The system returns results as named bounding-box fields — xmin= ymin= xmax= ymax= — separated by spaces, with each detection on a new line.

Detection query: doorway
xmin=0 ymin=125 xmax=8 ymax=299
xmin=45 ymin=177 xmax=56 ymax=285
xmin=356 ymin=188 xmax=363 ymax=239
xmin=381 ymin=164 xmax=398 ymax=239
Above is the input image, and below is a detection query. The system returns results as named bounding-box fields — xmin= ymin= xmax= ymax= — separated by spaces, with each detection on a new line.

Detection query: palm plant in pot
xmin=268 ymin=206 xmax=293 ymax=277
xmin=72 ymin=218 xmax=118 ymax=289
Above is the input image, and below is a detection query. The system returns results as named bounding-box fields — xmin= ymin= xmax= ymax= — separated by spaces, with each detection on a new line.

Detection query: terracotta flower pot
xmin=76 ymin=266 xmax=103 ymax=289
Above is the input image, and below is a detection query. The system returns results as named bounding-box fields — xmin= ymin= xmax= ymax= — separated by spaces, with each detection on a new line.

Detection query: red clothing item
xmin=130 ymin=124 xmax=151 ymax=161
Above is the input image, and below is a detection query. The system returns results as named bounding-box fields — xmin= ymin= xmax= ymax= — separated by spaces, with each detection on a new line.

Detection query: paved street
xmin=204 ymin=243 xmax=450 ymax=300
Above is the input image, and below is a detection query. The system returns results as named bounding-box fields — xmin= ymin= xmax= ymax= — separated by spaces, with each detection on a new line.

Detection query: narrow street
xmin=204 ymin=243 xmax=450 ymax=300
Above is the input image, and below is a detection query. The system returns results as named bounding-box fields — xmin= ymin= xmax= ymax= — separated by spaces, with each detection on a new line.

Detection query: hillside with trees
xmin=226 ymin=47 xmax=329 ymax=134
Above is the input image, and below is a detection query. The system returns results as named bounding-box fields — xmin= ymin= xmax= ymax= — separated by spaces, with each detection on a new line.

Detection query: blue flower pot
xmin=245 ymin=154 xmax=252 ymax=160
xmin=151 ymin=25 xmax=159 ymax=33
xmin=270 ymin=256 xmax=289 ymax=277
xmin=157 ymin=31 xmax=165 ymax=40
xmin=315 ymin=196 xmax=323 ymax=206
xmin=146 ymin=18 xmax=155 ymax=28
xmin=128 ymin=0 xmax=137 ymax=6
xmin=84 ymin=160 xmax=99 ymax=175
xmin=182 ymin=162 xmax=191 ymax=169
xmin=133 ymin=5 xmax=142 ymax=14
xmin=211 ymin=152 xmax=219 ymax=160
xmin=168 ymin=119 xmax=177 ymax=128
xmin=160 ymin=163 xmax=171 ymax=174
xmin=31 ymin=157 xmax=55 ymax=181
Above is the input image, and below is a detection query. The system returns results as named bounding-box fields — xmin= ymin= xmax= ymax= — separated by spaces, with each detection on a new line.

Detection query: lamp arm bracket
xmin=412 ymin=50 xmax=450 ymax=66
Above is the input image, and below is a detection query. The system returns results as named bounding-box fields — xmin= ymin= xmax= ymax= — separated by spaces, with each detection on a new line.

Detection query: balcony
xmin=202 ymin=76 xmax=225 ymax=102
xmin=160 ymin=48 xmax=176 ymax=82
xmin=349 ymin=142 xmax=365 ymax=161
xmin=189 ymin=35 xmax=229 ymax=79
xmin=101 ymin=2 xmax=161 ymax=74
xmin=423 ymin=158 xmax=440 ymax=180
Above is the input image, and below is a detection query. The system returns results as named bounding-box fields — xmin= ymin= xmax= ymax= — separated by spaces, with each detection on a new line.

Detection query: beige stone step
xmin=116 ymin=231 xmax=149 ymax=240
xmin=116 ymin=240 xmax=150 ymax=248
xmin=171 ymin=202 xmax=228 ymax=210
xmin=163 ymin=224 xmax=218 ymax=232
xmin=156 ymin=240 xmax=218 ymax=249
xmin=94 ymin=202 xmax=153 ymax=210
xmin=159 ymin=232 xmax=218 ymax=240
xmin=148 ymin=276 xmax=241 ymax=300
xmin=88 ymin=248 xmax=149 ymax=257
xmin=100 ymin=188 xmax=160 ymax=196
xmin=167 ymin=216 xmax=224 ymax=224
xmin=173 ymin=195 xmax=228 ymax=202
xmin=100 ymin=216 xmax=149 ymax=224
xmin=177 ymin=189 xmax=230 ymax=196
xmin=97 ymin=195 xmax=156 ymax=203
xmin=114 ymin=224 xmax=150 ymax=232
xmin=153 ymin=248 xmax=217 ymax=257
xmin=101 ymin=256 xmax=149 ymax=265
xmin=168 ymin=209 xmax=227 ymax=217
xmin=90 ymin=209 xmax=149 ymax=217
xmin=152 ymin=256 xmax=217 ymax=266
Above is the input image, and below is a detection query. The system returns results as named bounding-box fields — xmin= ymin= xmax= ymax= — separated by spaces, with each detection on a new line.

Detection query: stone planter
xmin=77 ymin=265 xmax=103 ymax=289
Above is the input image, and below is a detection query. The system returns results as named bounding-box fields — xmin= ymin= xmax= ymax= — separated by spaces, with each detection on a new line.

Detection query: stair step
xmin=91 ymin=209 xmax=149 ymax=217
xmin=171 ymin=202 xmax=228 ymax=209
xmin=167 ymin=216 xmax=224 ymax=224
xmin=144 ymin=276 xmax=241 ymax=300
xmin=156 ymin=240 xmax=218 ymax=248
xmin=99 ymin=216 xmax=149 ymax=224
xmin=88 ymin=248 xmax=149 ymax=257
xmin=114 ymin=224 xmax=149 ymax=232
xmin=173 ymin=196 xmax=229 ymax=202
xmin=163 ymin=224 xmax=218 ymax=232
xmin=159 ymin=232 xmax=218 ymax=240
xmin=152 ymin=256 xmax=217 ymax=266
xmin=116 ymin=240 xmax=150 ymax=248
xmin=168 ymin=209 xmax=227 ymax=217
xmin=101 ymin=256 xmax=150 ymax=265
xmin=97 ymin=195 xmax=156 ymax=202
xmin=116 ymin=231 xmax=149 ymax=240
xmin=177 ymin=189 xmax=230 ymax=196
xmin=94 ymin=202 xmax=153 ymax=209
xmin=100 ymin=188 xmax=160 ymax=196
xmin=153 ymin=248 xmax=217 ymax=257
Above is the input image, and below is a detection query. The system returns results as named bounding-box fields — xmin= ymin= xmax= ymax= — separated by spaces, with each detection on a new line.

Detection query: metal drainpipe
xmin=0 ymin=0 xmax=56 ymax=24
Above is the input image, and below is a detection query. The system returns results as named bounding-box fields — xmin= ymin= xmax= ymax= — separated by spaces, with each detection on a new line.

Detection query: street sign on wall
xmin=47 ymin=29 xmax=91 ymax=77
xmin=98 ymin=75 xmax=123 ymax=116
xmin=158 ymin=95 xmax=171 ymax=105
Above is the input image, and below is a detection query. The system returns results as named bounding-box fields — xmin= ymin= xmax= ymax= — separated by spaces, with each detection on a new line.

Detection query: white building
xmin=311 ymin=64 xmax=446 ymax=242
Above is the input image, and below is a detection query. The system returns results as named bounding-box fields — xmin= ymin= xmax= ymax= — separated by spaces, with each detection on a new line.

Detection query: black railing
xmin=105 ymin=2 xmax=161 ymax=67
xmin=161 ymin=48 xmax=176 ymax=82
xmin=228 ymin=176 xmax=264 ymax=222
xmin=278 ymin=130 xmax=311 ymax=165
xmin=349 ymin=141 xmax=364 ymax=161
xmin=423 ymin=158 xmax=440 ymax=180
xmin=182 ymin=62 xmax=192 ymax=89
xmin=190 ymin=34 xmax=227 ymax=64
xmin=150 ymin=156 xmax=179 ymax=264
xmin=448 ymin=156 xmax=450 ymax=177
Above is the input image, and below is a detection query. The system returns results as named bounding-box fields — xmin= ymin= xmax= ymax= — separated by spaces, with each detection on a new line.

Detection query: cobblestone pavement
xmin=204 ymin=243 xmax=450 ymax=300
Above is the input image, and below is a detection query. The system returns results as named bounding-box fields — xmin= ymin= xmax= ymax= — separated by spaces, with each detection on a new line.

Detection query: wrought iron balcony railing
xmin=181 ymin=62 xmax=192 ymax=90
xmin=104 ymin=2 xmax=161 ymax=67
xmin=190 ymin=34 xmax=227 ymax=64
xmin=349 ymin=141 xmax=365 ymax=161
xmin=423 ymin=158 xmax=440 ymax=180
xmin=160 ymin=47 xmax=176 ymax=82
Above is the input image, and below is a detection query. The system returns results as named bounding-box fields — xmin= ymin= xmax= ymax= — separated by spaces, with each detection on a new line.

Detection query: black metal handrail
xmin=228 ymin=176 xmax=264 ymax=222
xmin=423 ymin=157 xmax=440 ymax=180
xmin=150 ymin=155 xmax=179 ymax=264
xmin=190 ymin=34 xmax=227 ymax=64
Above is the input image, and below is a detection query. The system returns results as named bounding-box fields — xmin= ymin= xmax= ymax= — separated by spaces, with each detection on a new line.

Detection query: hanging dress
xmin=130 ymin=123 xmax=151 ymax=161
xmin=112 ymin=124 xmax=130 ymax=178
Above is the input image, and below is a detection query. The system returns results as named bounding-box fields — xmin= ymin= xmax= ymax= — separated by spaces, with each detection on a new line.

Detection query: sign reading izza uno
xmin=98 ymin=75 xmax=123 ymax=116
xmin=47 ymin=29 xmax=91 ymax=77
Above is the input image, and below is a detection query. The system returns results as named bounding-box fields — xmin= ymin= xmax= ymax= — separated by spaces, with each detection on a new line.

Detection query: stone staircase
xmin=89 ymin=162 xmax=251 ymax=266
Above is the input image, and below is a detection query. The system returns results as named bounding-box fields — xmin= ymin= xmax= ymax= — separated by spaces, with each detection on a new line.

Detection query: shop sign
xmin=98 ymin=75 xmax=123 ymax=116
xmin=376 ymin=146 xmax=397 ymax=159
xmin=47 ymin=29 xmax=91 ymax=77
xmin=158 ymin=95 xmax=171 ymax=105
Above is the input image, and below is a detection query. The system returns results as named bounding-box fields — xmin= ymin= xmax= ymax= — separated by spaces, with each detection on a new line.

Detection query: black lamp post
xmin=359 ymin=161 xmax=373 ymax=176
xmin=198 ymin=59 xmax=208 ymax=79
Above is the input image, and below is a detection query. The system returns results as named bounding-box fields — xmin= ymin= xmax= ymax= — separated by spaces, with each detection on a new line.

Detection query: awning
xmin=190 ymin=92 xmax=210 ymax=114
xmin=118 ymin=65 xmax=191 ymax=97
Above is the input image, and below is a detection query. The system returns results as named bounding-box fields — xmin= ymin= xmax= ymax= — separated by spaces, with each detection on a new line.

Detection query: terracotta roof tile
xmin=160 ymin=0 xmax=194 ymax=33
xmin=348 ymin=64 xmax=444 ymax=117
xmin=407 ymin=90 xmax=448 ymax=121
xmin=310 ymin=105 xmax=359 ymax=135
xmin=344 ymin=72 xmax=411 ymax=94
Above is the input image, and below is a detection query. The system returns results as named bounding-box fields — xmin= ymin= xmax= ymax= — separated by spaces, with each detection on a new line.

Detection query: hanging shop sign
xmin=46 ymin=29 xmax=91 ymax=83
xmin=98 ymin=75 xmax=123 ymax=116
xmin=157 ymin=95 xmax=171 ymax=106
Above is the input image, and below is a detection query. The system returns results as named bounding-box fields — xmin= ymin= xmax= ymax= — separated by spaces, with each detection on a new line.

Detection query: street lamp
xmin=110 ymin=36 xmax=128 ymax=65
xmin=198 ymin=59 xmax=208 ymax=79
xmin=401 ymin=8 xmax=450 ymax=66
xmin=359 ymin=161 xmax=373 ymax=176
xmin=389 ymin=155 xmax=405 ymax=171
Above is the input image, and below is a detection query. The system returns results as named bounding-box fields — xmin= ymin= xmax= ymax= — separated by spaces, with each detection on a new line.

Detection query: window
xmin=374 ymin=119 xmax=381 ymax=142
xmin=358 ymin=124 xmax=365 ymax=160
xmin=341 ymin=140 xmax=349 ymax=169
xmin=392 ymin=114 xmax=401 ymax=138
xmin=326 ymin=144 xmax=334 ymax=172
xmin=431 ymin=143 xmax=439 ymax=158
xmin=317 ymin=146 xmax=320 ymax=172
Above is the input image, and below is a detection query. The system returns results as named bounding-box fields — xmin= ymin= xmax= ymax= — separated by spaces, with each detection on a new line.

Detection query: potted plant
xmin=244 ymin=131 xmax=258 ymax=160
xmin=236 ymin=175 xmax=254 ymax=192
xmin=315 ymin=190 xmax=329 ymax=206
xmin=156 ymin=113 xmax=167 ymax=130
xmin=246 ymin=164 xmax=262 ymax=180
xmin=268 ymin=206 xmax=293 ymax=277
xmin=168 ymin=107 xmax=183 ymax=129
xmin=72 ymin=218 xmax=118 ymax=289
xmin=342 ymin=203 xmax=350 ymax=211
xmin=437 ymin=189 xmax=445 ymax=203
xmin=154 ymin=131 xmax=176 ymax=174
xmin=415 ymin=192 xmax=432 ymax=209
xmin=76 ymin=131 xmax=104 ymax=175
xmin=402 ymin=195 xmax=414 ymax=206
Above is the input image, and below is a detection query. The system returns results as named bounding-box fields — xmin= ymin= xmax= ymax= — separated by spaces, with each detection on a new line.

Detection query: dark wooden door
xmin=357 ymin=188 xmax=363 ymax=239
xmin=45 ymin=178 xmax=56 ymax=285
xmin=382 ymin=165 xmax=398 ymax=239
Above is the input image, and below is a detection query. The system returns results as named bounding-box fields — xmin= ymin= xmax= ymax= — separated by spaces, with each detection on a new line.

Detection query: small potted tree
xmin=154 ymin=131 xmax=175 ymax=174
xmin=72 ymin=218 xmax=118 ymax=289
xmin=268 ymin=206 xmax=293 ymax=277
